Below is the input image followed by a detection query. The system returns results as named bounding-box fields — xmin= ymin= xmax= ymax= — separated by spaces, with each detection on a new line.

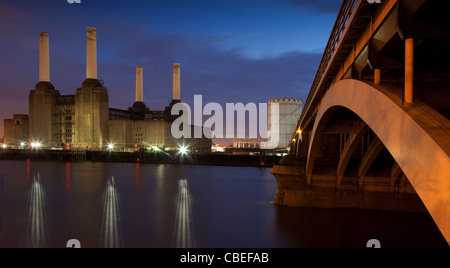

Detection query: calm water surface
xmin=0 ymin=160 xmax=446 ymax=248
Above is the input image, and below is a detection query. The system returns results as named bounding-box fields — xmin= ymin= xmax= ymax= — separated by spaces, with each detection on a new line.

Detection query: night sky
xmin=0 ymin=0 xmax=341 ymax=139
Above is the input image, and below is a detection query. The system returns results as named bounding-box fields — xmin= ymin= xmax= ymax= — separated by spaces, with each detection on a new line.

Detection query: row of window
xmin=57 ymin=116 xmax=73 ymax=121
xmin=235 ymin=143 xmax=261 ymax=148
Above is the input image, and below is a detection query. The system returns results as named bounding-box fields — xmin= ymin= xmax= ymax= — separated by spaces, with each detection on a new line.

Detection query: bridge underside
xmin=273 ymin=0 xmax=450 ymax=245
xmin=273 ymin=79 xmax=450 ymax=243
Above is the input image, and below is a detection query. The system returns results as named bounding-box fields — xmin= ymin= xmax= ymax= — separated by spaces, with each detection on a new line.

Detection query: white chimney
xmin=173 ymin=63 xmax=181 ymax=100
xmin=39 ymin=32 xmax=50 ymax=82
xmin=136 ymin=66 xmax=143 ymax=102
xmin=86 ymin=27 xmax=97 ymax=80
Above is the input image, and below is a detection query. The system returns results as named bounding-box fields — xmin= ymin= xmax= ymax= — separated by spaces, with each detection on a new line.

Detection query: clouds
xmin=0 ymin=0 xmax=334 ymax=137
xmin=97 ymin=28 xmax=321 ymax=111
xmin=0 ymin=2 xmax=35 ymax=48
xmin=0 ymin=19 xmax=321 ymax=112
xmin=0 ymin=3 xmax=32 ymax=30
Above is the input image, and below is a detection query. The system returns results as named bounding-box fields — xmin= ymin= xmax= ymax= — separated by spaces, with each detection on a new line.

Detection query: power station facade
xmin=8 ymin=27 xmax=211 ymax=152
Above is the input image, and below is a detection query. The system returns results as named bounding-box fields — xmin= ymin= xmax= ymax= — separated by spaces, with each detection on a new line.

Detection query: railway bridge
xmin=272 ymin=0 xmax=450 ymax=244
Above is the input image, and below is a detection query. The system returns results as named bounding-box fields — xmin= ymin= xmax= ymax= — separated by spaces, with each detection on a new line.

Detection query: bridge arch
xmin=305 ymin=79 xmax=450 ymax=242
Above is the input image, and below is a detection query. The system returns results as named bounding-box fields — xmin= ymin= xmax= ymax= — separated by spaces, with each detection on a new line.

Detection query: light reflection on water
xmin=135 ymin=163 xmax=140 ymax=192
xmin=173 ymin=179 xmax=195 ymax=248
xmin=100 ymin=177 xmax=123 ymax=248
xmin=0 ymin=160 xmax=447 ymax=248
xmin=66 ymin=163 xmax=71 ymax=192
xmin=0 ymin=174 xmax=3 ymax=240
xmin=24 ymin=173 xmax=49 ymax=248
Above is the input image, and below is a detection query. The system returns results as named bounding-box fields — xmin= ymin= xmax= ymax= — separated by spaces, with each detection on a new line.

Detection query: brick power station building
xmin=3 ymin=28 xmax=211 ymax=152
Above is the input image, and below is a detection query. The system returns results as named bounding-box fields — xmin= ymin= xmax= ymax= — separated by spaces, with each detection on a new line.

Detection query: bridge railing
xmin=300 ymin=0 xmax=358 ymax=128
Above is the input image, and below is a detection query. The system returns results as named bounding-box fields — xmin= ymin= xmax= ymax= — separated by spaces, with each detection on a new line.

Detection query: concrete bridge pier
xmin=274 ymin=79 xmax=450 ymax=245
xmin=272 ymin=159 xmax=425 ymax=213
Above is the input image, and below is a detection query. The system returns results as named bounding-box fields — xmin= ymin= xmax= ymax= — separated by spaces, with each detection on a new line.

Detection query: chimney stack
xmin=136 ymin=66 xmax=143 ymax=102
xmin=173 ymin=63 xmax=181 ymax=101
xmin=39 ymin=32 xmax=50 ymax=82
xmin=86 ymin=27 xmax=97 ymax=80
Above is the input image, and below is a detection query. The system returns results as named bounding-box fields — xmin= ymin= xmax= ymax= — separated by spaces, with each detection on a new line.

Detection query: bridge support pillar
xmin=405 ymin=38 xmax=414 ymax=103
xmin=374 ymin=69 xmax=381 ymax=85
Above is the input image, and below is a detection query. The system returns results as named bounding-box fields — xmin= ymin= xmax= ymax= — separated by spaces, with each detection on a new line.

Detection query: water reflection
xmin=25 ymin=173 xmax=49 ymax=248
xmin=1 ymin=175 xmax=3 ymax=240
xmin=26 ymin=159 xmax=30 ymax=182
xmin=0 ymin=161 xmax=444 ymax=248
xmin=135 ymin=163 xmax=140 ymax=191
xmin=0 ymin=213 xmax=2 ymax=240
xmin=66 ymin=163 xmax=71 ymax=192
xmin=100 ymin=177 xmax=123 ymax=248
xmin=274 ymin=206 xmax=449 ymax=248
xmin=156 ymin=165 xmax=165 ymax=191
xmin=173 ymin=179 xmax=196 ymax=248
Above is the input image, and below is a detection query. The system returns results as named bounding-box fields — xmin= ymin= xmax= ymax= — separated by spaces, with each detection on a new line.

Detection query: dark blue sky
xmin=0 ymin=0 xmax=341 ymax=137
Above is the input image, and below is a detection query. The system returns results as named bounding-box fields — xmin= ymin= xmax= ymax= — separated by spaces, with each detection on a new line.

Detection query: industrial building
xmin=264 ymin=97 xmax=303 ymax=151
xmin=230 ymin=97 xmax=303 ymax=152
xmin=3 ymin=114 xmax=29 ymax=147
xmin=4 ymin=27 xmax=211 ymax=152
xmin=233 ymin=137 xmax=266 ymax=149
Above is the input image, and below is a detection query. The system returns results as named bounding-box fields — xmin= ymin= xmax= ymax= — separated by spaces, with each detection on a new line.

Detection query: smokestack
xmin=173 ymin=63 xmax=181 ymax=101
xmin=39 ymin=32 xmax=50 ymax=82
xmin=136 ymin=66 xmax=143 ymax=102
xmin=86 ymin=27 xmax=97 ymax=80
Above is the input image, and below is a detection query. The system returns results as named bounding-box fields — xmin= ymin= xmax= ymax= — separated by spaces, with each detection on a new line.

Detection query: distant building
xmin=211 ymin=144 xmax=226 ymax=153
xmin=7 ymin=28 xmax=211 ymax=152
xmin=265 ymin=97 xmax=303 ymax=150
xmin=4 ymin=114 xmax=29 ymax=146
xmin=231 ymin=97 xmax=303 ymax=152
xmin=233 ymin=137 xmax=266 ymax=149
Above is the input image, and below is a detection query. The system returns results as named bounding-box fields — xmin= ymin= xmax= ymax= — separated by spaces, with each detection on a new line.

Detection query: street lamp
xmin=31 ymin=142 xmax=41 ymax=149
xmin=179 ymin=146 xmax=188 ymax=155
xmin=107 ymin=144 xmax=114 ymax=151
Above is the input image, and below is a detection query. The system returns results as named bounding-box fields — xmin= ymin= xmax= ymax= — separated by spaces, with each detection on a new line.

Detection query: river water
xmin=0 ymin=160 xmax=446 ymax=248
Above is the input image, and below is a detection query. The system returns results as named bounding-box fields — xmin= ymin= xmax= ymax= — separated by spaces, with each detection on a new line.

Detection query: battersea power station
xmin=4 ymin=27 xmax=211 ymax=152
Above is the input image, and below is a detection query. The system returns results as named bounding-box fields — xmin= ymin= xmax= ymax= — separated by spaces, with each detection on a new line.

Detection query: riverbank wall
xmin=0 ymin=149 xmax=281 ymax=168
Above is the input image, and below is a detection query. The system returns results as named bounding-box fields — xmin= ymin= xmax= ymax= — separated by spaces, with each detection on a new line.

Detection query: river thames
xmin=0 ymin=160 xmax=446 ymax=248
